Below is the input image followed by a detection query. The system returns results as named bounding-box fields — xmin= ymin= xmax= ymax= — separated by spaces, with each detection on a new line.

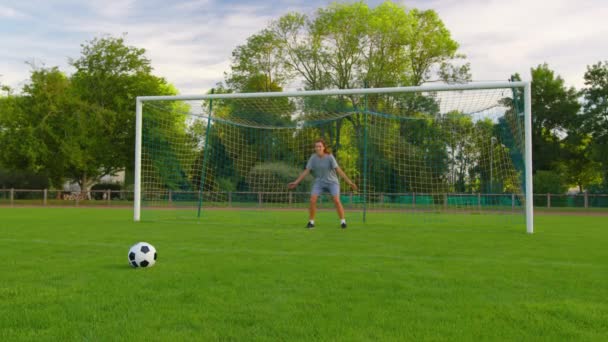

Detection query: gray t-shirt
xmin=306 ymin=153 xmax=339 ymax=184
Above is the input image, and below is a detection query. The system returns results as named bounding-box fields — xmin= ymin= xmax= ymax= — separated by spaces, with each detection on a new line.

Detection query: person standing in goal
xmin=288 ymin=139 xmax=358 ymax=229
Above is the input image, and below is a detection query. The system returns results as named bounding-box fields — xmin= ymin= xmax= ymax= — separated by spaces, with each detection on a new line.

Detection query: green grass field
xmin=1 ymin=208 xmax=607 ymax=341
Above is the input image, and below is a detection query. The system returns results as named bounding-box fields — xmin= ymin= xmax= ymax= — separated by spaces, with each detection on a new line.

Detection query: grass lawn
xmin=0 ymin=208 xmax=606 ymax=341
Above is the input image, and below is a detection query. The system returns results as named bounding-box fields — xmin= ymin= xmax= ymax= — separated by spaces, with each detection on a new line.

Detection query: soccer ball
xmin=128 ymin=242 xmax=157 ymax=268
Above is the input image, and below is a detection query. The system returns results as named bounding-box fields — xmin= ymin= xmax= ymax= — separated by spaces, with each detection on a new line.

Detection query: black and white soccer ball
xmin=128 ymin=242 xmax=157 ymax=268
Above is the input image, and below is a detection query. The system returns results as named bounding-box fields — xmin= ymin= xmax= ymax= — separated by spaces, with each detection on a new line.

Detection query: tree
xmin=222 ymin=1 xmax=468 ymax=163
xmin=362 ymin=1 xmax=412 ymax=88
xmin=1 ymin=36 xmax=182 ymax=193
xmin=560 ymin=133 xmax=602 ymax=192
xmin=225 ymin=29 xmax=292 ymax=92
xmin=0 ymin=78 xmax=13 ymax=96
xmin=272 ymin=13 xmax=330 ymax=90
xmin=70 ymin=35 xmax=177 ymax=181
xmin=406 ymin=8 xmax=469 ymax=85
xmin=581 ymin=61 xmax=608 ymax=190
xmin=442 ymin=111 xmax=475 ymax=192
xmin=312 ymin=1 xmax=370 ymax=90
xmin=0 ymin=86 xmax=30 ymax=170
xmin=528 ymin=64 xmax=580 ymax=173
xmin=0 ymin=67 xmax=70 ymax=185
xmin=208 ymin=76 xmax=296 ymax=191
xmin=472 ymin=119 xmax=498 ymax=193
xmin=266 ymin=1 xmax=468 ymax=91
xmin=533 ymin=170 xmax=568 ymax=194
xmin=1 ymin=66 xmax=120 ymax=191
xmin=51 ymin=95 xmax=119 ymax=192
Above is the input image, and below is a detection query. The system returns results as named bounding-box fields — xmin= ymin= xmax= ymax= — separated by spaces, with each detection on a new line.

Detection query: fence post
xmin=478 ymin=193 xmax=482 ymax=211
xmin=168 ymin=190 xmax=172 ymax=203
xmin=288 ymin=191 xmax=292 ymax=207
xmin=584 ymin=192 xmax=588 ymax=209
xmin=106 ymin=189 xmax=111 ymax=206
xmin=511 ymin=193 xmax=515 ymax=210
xmin=412 ymin=192 xmax=416 ymax=209
xmin=228 ymin=191 xmax=232 ymax=207
xmin=258 ymin=192 xmax=262 ymax=207
xmin=547 ymin=193 xmax=551 ymax=208
xmin=43 ymin=189 xmax=48 ymax=206
xmin=444 ymin=193 xmax=448 ymax=210
xmin=10 ymin=188 xmax=14 ymax=206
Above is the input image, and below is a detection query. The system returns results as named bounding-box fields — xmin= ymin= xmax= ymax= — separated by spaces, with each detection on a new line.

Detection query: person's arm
xmin=288 ymin=169 xmax=311 ymax=189
xmin=336 ymin=167 xmax=358 ymax=190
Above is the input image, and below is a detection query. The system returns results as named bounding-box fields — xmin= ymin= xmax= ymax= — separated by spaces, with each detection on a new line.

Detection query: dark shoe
xmin=341 ymin=222 xmax=347 ymax=229
xmin=306 ymin=222 xmax=315 ymax=229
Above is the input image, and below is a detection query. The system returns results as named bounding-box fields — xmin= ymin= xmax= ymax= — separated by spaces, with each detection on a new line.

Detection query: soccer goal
xmin=134 ymin=82 xmax=533 ymax=233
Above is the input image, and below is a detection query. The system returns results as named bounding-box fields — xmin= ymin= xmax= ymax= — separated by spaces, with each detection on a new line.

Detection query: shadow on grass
xmin=102 ymin=263 xmax=138 ymax=271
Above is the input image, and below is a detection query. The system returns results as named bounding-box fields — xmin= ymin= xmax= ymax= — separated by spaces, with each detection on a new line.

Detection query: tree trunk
xmin=79 ymin=172 xmax=94 ymax=200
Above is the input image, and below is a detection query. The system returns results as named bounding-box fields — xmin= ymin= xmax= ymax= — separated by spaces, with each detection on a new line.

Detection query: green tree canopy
xmin=528 ymin=64 xmax=581 ymax=173
xmin=225 ymin=1 xmax=469 ymax=93
xmin=1 ymin=35 xmax=181 ymax=191
xmin=70 ymin=35 xmax=178 ymax=177
xmin=581 ymin=61 xmax=608 ymax=190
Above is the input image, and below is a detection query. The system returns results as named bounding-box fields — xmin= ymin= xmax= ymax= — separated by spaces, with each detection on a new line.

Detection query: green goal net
xmin=135 ymin=83 xmax=532 ymax=231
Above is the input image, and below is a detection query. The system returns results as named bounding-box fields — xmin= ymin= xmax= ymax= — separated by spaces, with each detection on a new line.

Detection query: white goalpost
xmin=134 ymin=82 xmax=533 ymax=233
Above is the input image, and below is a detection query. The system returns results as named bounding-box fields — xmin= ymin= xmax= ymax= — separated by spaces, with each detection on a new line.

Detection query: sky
xmin=1 ymin=0 xmax=607 ymax=95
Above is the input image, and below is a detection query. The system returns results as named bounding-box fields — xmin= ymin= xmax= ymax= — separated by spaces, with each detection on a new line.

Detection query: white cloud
xmin=415 ymin=0 xmax=608 ymax=87
xmin=0 ymin=5 xmax=29 ymax=18
xmin=87 ymin=0 xmax=136 ymax=18
xmin=173 ymin=0 xmax=213 ymax=11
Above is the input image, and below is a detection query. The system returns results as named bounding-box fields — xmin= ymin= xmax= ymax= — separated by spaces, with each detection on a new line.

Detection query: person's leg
xmin=329 ymin=183 xmax=347 ymax=228
xmin=307 ymin=183 xmax=322 ymax=228
xmin=332 ymin=195 xmax=345 ymax=220
xmin=309 ymin=194 xmax=319 ymax=221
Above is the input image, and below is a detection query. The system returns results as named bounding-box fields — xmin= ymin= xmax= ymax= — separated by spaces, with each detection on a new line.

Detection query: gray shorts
xmin=311 ymin=182 xmax=340 ymax=196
